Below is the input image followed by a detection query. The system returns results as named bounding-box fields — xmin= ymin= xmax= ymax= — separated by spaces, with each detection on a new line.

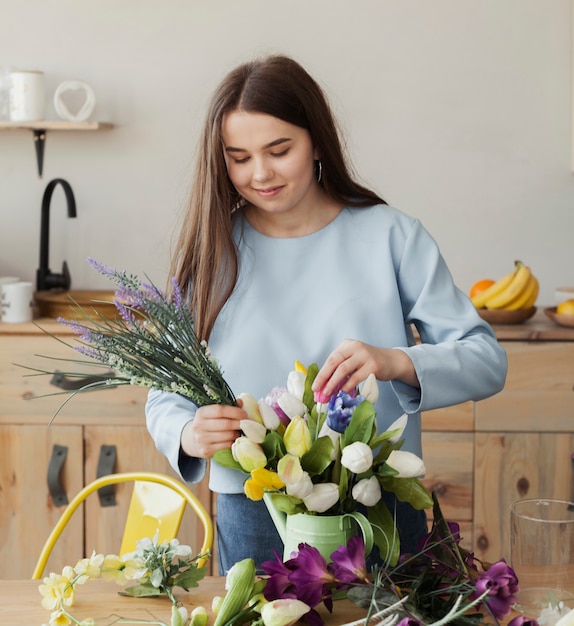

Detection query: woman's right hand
xmin=181 ymin=404 xmax=246 ymax=459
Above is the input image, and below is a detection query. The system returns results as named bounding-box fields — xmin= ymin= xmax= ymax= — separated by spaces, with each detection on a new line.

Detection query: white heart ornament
xmin=54 ymin=80 xmax=96 ymax=122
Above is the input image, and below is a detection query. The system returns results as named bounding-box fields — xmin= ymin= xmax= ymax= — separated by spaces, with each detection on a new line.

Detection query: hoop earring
xmin=315 ymin=159 xmax=322 ymax=183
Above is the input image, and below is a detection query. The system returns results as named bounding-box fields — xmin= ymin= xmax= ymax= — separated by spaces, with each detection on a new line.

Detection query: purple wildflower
xmin=87 ymin=257 xmax=116 ymax=277
xmin=473 ymin=559 xmax=519 ymax=620
xmin=171 ymin=276 xmax=184 ymax=309
xmin=286 ymin=544 xmax=336 ymax=610
xmin=326 ymin=391 xmax=364 ymax=433
xmin=329 ymin=536 xmax=368 ymax=583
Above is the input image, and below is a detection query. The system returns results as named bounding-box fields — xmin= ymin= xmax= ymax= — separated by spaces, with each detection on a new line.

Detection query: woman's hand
xmin=312 ymin=339 xmax=420 ymax=399
xmin=181 ymin=403 xmax=246 ymax=459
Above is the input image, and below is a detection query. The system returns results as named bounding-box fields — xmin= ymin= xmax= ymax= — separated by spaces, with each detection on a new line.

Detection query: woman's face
xmin=221 ymin=111 xmax=320 ymax=222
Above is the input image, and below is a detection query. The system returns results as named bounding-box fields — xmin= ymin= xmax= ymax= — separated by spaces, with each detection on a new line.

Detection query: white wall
xmin=1 ymin=0 xmax=573 ymax=304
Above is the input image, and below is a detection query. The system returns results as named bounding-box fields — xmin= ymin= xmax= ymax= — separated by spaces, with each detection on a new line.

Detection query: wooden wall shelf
xmin=0 ymin=120 xmax=113 ymax=176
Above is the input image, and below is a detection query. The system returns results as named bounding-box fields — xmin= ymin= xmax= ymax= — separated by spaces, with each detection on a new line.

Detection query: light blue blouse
xmin=146 ymin=205 xmax=507 ymax=493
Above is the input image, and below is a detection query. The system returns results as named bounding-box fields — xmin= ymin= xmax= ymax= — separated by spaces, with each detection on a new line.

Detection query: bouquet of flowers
xmin=39 ymin=534 xmax=208 ymax=626
xmin=203 ymin=500 xmax=530 ymax=626
xmin=27 ymin=259 xmax=431 ymax=564
xmin=212 ymin=362 xmax=433 ymax=566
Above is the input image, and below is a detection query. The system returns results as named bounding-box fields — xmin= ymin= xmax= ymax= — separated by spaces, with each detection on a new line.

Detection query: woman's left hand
xmin=311 ymin=339 xmax=420 ymax=399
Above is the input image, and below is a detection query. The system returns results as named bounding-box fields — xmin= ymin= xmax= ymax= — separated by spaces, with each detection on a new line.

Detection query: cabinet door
xmin=0 ymin=424 xmax=83 ymax=578
xmin=474 ymin=432 xmax=574 ymax=563
xmin=421 ymin=431 xmax=474 ymax=550
xmin=83 ymin=426 xmax=210 ymax=561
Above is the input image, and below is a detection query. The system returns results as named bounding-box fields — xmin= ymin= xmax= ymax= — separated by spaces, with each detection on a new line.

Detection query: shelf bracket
xmin=32 ymin=128 xmax=46 ymax=178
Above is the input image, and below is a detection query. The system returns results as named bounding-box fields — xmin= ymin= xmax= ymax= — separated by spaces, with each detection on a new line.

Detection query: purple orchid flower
xmin=326 ymin=391 xmax=364 ymax=433
xmin=261 ymin=550 xmax=296 ymax=600
xmin=473 ymin=559 xmax=519 ymax=620
xmin=285 ymin=544 xmax=336 ymax=611
xmin=329 ymin=536 xmax=368 ymax=583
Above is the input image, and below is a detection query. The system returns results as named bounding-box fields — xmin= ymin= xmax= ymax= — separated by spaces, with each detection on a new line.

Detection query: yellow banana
xmin=485 ymin=263 xmax=532 ymax=309
xmin=522 ymin=275 xmax=539 ymax=309
xmin=471 ymin=265 xmax=520 ymax=309
xmin=502 ymin=274 xmax=539 ymax=310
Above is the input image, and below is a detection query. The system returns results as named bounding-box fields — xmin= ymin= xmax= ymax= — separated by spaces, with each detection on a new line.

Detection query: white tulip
xmin=303 ymin=483 xmax=340 ymax=513
xmin=341 ymin=441 xmax=373 ymax=474
xmin=318 ymin=420 xmax=340 ymax=460
xmin=261 ymin=599 xmax=310 ymax=626
xmin=360 ymin=373 xmax=379 ymax=404
xmin=258 ymin=399 xmax=281 ymax=430
xmin=555 ymin=608 xmax=574 ymax=626
xmin=240 ymin=419 xmax=267 ymax=443
xmin=352 ymin=476 xmax=382 ymax=506
xmin=285 ymin=472 xmax=314 ymax=499
xmin=387 ymin=450 xmax=426 ymax=477
xmin=231 ymin=437 xmax=267 ymax=473
xmin=277 ymin=392 xmax=307 ymax=420
xmin=237 ymin=392 xmax=263 ymax=423
xmin=386 ymin=413 xmax=408 ymax=443
xmin=287 ymin=370 xmax=306 ymax=400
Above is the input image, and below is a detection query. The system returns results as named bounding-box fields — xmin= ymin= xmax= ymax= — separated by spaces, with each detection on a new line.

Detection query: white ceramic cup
xmin=1 ymin=281 xmax=34 ymax=323
xmin=0 ymin=276 xmax=20 ymax=320
xmin=9 ymin=70 xmax=45 ymax=121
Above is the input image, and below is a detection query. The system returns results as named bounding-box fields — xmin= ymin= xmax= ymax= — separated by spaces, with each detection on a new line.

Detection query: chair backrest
xmin=32 ymin=472 xmax=213 ymax=579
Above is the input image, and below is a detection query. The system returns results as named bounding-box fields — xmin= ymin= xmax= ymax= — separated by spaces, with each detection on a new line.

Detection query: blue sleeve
xmin=390 ymin=219 xmax=507 ymax=413
xmin=145 ymin=388 xmax=207 ymax=484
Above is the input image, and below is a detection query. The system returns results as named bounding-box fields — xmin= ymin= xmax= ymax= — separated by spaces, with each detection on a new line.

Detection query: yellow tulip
xmin=283 ymin=416 xmax=311 ymax=457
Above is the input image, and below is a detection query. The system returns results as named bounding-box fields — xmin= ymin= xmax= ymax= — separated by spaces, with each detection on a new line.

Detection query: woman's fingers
xmin=182 ymin=404 xmax=245 ymax=459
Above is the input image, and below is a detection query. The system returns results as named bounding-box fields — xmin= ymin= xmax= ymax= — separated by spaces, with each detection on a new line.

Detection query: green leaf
xmin=120 ymin=582 xmax=164 ymax=598
xmin=381 ymin=476 xmax=433 ymax=510
xmin=368 ymin=499 xmax=400 ymax=566
xmin=301 ymin=436 xmax=334 ymax=475
xmin=303 ymin=363 xmax=319 ymax=413
xmin=262 ymin=430 xmax=285 ymax=461
xmin=341 ymin=401 xmax=376 ymax=446
xmin=268 ymin=492 xmax=305 ymax=515
xmin=173 ymin=565 xmax=207 ymax=590
xmin=213 ymin=449 xmax=244 ymax=471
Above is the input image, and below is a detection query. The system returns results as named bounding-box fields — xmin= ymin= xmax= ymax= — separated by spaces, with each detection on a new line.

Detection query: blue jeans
xmin=215 ymin=491 xmax=427 ymax=575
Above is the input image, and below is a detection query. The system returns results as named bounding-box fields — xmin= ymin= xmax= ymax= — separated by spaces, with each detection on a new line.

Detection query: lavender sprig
xmin=25 ymin=260 xmax=236 ymax=418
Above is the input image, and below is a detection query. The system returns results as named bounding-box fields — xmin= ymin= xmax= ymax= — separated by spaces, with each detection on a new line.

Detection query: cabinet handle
xmin=569 ymin=453 xmax=574 ymax=512
xmin=50 ymin=370 xmax=117 ymax=391
xmin=47 ymin=444 xmax=68 ymax=507
xmin=96 ymin=445 xmax=117 ymax=507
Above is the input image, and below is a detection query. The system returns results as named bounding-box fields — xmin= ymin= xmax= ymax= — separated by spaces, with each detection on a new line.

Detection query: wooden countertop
xmin=0 ymin=577 xmax=367 ymax=626
xmin=2 ymin=308 xmax=573 ymax=341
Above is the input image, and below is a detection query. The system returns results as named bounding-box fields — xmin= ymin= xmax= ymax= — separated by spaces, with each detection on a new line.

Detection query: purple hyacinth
xmin=326 ymin=391 xmax=364 ymax=433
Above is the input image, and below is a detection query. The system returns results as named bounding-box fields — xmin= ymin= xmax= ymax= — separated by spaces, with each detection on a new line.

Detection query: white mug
xmin=0 ymin=276 xmax=20 ymax=317
xmin=9 ymin=70 xmax=45 ymax=121
xmin=1 ymin=281 xmax=34 ymax=323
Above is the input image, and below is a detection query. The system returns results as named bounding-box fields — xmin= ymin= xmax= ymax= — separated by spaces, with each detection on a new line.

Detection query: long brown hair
xmin=172 ymin=54 xmax=386 ymax=340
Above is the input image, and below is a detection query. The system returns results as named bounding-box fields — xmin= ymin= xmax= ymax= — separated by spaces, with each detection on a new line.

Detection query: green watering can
xmin=263 ymin=493 xmax=374 ymax=561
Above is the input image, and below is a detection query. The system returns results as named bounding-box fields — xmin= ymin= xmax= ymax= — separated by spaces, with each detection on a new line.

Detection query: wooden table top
xmin=0 ymin=577 xmax=368 ymax=625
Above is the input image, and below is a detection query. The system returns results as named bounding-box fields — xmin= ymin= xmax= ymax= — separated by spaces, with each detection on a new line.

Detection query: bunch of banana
xmin=472 ymin=261 xmax=539 ymax=311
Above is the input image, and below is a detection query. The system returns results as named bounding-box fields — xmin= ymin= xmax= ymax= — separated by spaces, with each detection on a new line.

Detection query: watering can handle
xmin=344 ymin=511 xmax=374 ymax=556
xmin=263 ymin=492 xmax=287 ymax=543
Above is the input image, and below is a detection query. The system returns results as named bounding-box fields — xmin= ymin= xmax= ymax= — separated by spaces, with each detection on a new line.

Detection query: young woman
xmin=146 ymin=54 xmax=507 ymax=574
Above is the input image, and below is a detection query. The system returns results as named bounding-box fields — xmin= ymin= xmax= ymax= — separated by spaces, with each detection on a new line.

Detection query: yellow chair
xmin=32 ymin=472 xmax=213 ymax=579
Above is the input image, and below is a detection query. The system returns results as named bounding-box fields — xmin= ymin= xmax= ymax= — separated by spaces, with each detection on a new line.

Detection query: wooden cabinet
xmin=0 ymin=320 xmax=211 ymax=579
xmin=421 ymin=312 xmax=574 ymax=562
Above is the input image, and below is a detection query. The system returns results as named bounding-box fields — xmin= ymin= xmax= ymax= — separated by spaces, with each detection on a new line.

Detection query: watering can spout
xmin=263 ymin=493 xmax=287 ymax=544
